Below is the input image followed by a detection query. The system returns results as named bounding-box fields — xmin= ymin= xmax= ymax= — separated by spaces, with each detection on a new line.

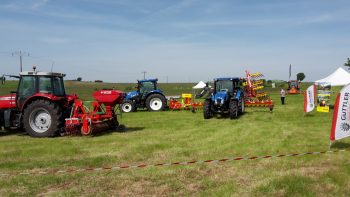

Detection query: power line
xmin=12 ymin=51 xmax=29 ymax=72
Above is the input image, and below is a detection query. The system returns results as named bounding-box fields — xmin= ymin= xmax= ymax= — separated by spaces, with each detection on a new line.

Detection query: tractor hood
xmin=212 ymin=91 xmax=227 ymax=105
xmin=125 ymin=91 xmax=139 ymax=100
xmin=0 ymin=94 xmax=16 ymax=109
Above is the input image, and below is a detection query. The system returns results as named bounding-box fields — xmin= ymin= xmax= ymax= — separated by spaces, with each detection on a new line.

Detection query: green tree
xmin=344 ymin=58 xmax=350 ymax=70
xmin=297 ymin=73 xmax=305 ymax=81
xmin=77 ymin=77 xmax=82 ymax=81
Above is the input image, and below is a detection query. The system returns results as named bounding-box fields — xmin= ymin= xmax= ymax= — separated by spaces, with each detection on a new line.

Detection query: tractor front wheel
xmin=203 ymin=100 xmax=212 ymax=119
xmin=229 ymin=100 xmax=238 ymax=119
xmin=23 ymin=100 xmax=63 ymax=137
xmin=146 ymin=94 xmax=166 ymax=111
xmin=121 ymin=100 xmax=135 ymax=113
xmin=239 ymin=97 xmax=245 ymax=114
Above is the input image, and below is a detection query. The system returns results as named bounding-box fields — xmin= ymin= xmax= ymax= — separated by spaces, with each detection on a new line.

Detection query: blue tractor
xmin=121 ymin=79 xmax=167 ymax=112
xmin=204 ymin=77 xmax=245 ymax=119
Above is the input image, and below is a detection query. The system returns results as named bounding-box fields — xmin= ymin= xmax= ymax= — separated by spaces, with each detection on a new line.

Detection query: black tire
xmin=121 ymin=100 xmax=135 ymax=113
xmin=239 ymin=97 xmax=245 ymax=115
xmin=203 ymin=100 xmax=212 ymax=119
xmin=146 ymin=94 xmax=166 ymax=111
xmin=23 ymin=100 xmax=63 ymax=137
xmin=229 ymin=100 xmax=238 ymax=119
xmin=0 ymin=109 xmax=4 ymax=129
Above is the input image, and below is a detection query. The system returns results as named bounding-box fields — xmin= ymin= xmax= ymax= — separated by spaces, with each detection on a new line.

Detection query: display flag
xmin=289 ymin=64 xmax=291 ymax=80
xmin=304 ymin=85 xmax=316 ymax=113
xmin=330 ymin=84 xmax=350 ymax=141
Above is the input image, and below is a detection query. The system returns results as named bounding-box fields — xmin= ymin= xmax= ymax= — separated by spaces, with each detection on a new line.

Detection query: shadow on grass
xmin=124 ymin=126 xmax=145 ymax=132
xmin=0 ymin=129 xmax=27 ymax=137
xmin=331 ymin=141 xmax=350 ymax=149
xmin=91 ymin=126 xmax=145 ymax=137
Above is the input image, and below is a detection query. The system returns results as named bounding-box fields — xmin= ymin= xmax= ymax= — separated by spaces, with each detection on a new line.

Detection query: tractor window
xmin=140 ymin=82 xmax=154 ymax=93
xmin=215 ymin=80 xmax=232 ymax=92
xmin=290 ymin=81 xmax=297 ymax=87
xmin=39 ymin=77 xmax=53 ymax=94
xmin=18 ymin=76 xmax=37 ymax=97
xmin=53 ymin=77 xmax=65 ymax=96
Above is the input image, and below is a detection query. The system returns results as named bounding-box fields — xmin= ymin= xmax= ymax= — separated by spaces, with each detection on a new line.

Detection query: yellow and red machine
xmin=287 ymin=80 xmax=301 ymax=94
xmin=243 ymin=71 xmax=274 ymax=111
xmin=169 ymin=93 xmax=203 ymax=111
xmin=65 ymin=90 xmax=125 ymax=135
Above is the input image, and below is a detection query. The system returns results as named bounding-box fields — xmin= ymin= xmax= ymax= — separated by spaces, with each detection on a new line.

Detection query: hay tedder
xmin=0 ymin=69 xmax=125 ymax=137
xmin=243 ymin=71 xmax=274 ymax=111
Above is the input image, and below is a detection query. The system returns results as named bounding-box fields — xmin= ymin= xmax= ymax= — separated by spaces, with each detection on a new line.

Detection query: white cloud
xmin=31 ymin=0 xmax=49 ymax=10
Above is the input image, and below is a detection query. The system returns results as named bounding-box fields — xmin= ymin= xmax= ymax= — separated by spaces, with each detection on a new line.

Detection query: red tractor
xmin=0 ymin=70 xmax=125 ymax=137
xmin=287 ymin=80 xmax=301 ymax=94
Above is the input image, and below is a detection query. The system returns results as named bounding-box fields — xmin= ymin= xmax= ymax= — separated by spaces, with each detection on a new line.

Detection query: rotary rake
xmin=244 ymin=71 xmax=274 ymax=111
xmin=65 ymin=90 xmax=125 ymax=136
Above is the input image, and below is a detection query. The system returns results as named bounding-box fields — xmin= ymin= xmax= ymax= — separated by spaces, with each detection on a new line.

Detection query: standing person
xmin=280 ymin=88 xmax=286 ymax=105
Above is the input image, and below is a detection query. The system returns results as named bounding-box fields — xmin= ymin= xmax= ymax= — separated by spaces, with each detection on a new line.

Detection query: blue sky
xmin=0 ymin=0 xmax=349 ymax=82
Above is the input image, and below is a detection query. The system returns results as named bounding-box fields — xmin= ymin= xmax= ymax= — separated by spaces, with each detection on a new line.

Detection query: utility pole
xmin=12 ymin=51 xmax=29 ymax=72
xmin=141 ymin=71 xmax=147 ymax=80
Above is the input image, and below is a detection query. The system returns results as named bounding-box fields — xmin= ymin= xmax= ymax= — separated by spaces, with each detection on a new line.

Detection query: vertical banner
xmin=330 ymin=84 xmax=350 ymax=141
xmin=304 ymin=85 xmax=316 ymax=113
xmin=289 ymin=64 xmax=291 ymax=80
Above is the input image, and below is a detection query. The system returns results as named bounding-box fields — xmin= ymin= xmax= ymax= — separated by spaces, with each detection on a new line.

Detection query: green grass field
xmin=0 ymin=81 xmax=349 ymax=196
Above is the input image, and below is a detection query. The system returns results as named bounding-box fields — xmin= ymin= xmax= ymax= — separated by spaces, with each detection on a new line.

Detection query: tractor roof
xmin=214 ymin=77 xmax=241 ymax=82
xmin=138 ymin=78 xmax=158 ymax=83
xmin=20 ymin=71 xmax=66 ymax=77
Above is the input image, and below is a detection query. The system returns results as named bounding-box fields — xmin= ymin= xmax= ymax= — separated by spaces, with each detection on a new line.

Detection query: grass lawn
xmin=0 ymin=81 xmax=349 ymax=196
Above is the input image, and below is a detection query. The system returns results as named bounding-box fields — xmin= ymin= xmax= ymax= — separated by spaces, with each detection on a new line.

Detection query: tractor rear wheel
xmin=203 ymin=100 xmax=212 ymax=119
xmin=146 ymin=94 xmax=166 ymax=111
xmin=229 ymin=100 xmax=238 ymax=119
xmin=0 ymin=109 xmax=4 ymax=129
xmin=121 ymin=100 xmax=135 ymax=113
xmin=23 ymin=100 xmax=63 ymax=137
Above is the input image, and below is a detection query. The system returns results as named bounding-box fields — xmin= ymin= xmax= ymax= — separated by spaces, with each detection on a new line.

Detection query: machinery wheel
xmin=229 ymin=100 xmax=238 ymax=119
xmin=121 ymin=100 xmax=135 ymax=113
xmin=23 ymin=100 xmax=63 ymax=137
xmin=239 ymin=97 xmax=245 ymax=114
xmin=146 ymin=94 xmax=166 ymax=111
xmin=203 ymin=100 xmax=212 ymax=119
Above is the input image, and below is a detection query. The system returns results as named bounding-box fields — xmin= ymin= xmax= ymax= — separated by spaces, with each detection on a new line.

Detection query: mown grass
xmin=0 ymin=81 xmax=349 ymax=196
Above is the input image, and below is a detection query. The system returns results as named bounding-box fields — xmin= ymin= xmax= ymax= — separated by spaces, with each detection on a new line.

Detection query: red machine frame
xmin=244 ymin=70 xmax=274 ymax=111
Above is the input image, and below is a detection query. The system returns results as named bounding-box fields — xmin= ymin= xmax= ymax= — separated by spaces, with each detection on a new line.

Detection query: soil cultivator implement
xmin=169 ymin=93 xmax=203 ymax=111
xmin=244 ymin=71 xmax=274 ymax=111
xmin=65 ymin=90 xmax=125 ymax=135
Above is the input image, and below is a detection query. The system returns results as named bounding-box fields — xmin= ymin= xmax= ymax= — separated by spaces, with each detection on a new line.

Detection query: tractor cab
xmin=212 ymin=78 xmax=242 ymax=101
xmin=137 ymin=79 xmax=158 ymax=98
xmin=16 ymin=71 xmax=66 ymax=109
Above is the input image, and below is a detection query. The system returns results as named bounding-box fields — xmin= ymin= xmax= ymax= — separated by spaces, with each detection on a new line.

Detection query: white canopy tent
xmin=193 ymin=81 xmax=207 ymax=89
xmin=315 ymin=67 xmax=350 ymax=86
